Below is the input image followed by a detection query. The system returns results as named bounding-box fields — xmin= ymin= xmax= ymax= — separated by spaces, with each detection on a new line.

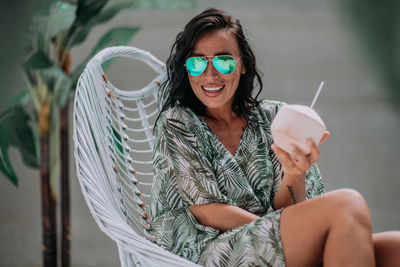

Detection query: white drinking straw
xmin=310 ymin=81 xmax=325 ymax=109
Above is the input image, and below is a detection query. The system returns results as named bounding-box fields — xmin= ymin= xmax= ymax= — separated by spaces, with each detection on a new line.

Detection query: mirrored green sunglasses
xmin=185 ymin=55 xmax=241 ymax=76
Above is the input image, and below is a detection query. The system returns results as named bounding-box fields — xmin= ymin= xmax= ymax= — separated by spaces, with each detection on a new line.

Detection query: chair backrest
xmin=73 ymin=46 xmax=199 ymax=266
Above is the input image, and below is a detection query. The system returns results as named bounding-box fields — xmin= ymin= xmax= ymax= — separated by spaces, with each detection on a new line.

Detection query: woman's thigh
xmin=199 ymin=209 xmax=285 ymax=267
xmin=373 ymin=231 xmax=400 ymax=267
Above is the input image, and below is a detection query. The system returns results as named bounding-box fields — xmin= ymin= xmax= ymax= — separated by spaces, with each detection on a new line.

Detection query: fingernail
xmin=307 ymin=139 xmax=312 ymax=145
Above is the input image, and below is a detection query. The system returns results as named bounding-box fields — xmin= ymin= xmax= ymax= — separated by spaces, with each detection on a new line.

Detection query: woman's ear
xmin=241 ymin=64 xmax=246 ymax=75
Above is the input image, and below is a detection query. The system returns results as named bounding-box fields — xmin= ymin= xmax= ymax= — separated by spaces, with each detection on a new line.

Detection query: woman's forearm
xmin=273 ymin=173 xmax=306 ymax=209
xmin=189 ymin=203 xmax=259 ymax=232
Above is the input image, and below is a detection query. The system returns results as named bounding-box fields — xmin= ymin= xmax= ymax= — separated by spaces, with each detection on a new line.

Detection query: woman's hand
xmin=271 ymin=131 xmax=330 ymax=208
xmin=271 ymin=131 xmax=330 ymax=177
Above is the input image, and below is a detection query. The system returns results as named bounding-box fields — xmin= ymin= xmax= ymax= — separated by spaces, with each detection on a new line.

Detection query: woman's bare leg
xmin=373 ymin=231 xmax=400 ymax=267
xmin=280 ymin=189 xmax=375 ymax=267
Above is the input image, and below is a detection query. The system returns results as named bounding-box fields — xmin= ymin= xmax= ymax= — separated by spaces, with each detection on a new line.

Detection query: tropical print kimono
xmin=150 ymin=100 xmax=326 ymax=267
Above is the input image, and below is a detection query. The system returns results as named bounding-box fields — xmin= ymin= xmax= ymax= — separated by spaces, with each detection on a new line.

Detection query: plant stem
xmin=58 ymin=45 xmax=71 ymax=267
xmin=40 ymin=135 xmax=57 ymax=267
xmin=60 ymin=103 xmax=70 ymax=267
xmin=39 ymin=102 xmax=57 ymax=267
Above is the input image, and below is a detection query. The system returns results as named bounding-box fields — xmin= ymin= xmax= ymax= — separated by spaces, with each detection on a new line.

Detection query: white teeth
xmin=203 ymin=86 xmax=223 ymax=92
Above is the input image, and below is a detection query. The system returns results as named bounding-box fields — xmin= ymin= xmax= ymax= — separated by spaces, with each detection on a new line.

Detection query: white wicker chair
xmin=73 ymin=46 xmax=200 ymax=267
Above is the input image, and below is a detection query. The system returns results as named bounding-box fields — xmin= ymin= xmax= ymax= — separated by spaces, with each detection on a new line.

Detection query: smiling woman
xmin=150 ymin=7 xmax=400 ymax=267
xmin=187 ymin=29 xmax=245 ymax=112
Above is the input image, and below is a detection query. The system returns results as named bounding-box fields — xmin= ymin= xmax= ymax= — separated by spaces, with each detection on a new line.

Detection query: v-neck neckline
xmin=190 ymin=110 xmax=250 ymax=158
xmin=207 ymin=119 xmax=248 ymax=158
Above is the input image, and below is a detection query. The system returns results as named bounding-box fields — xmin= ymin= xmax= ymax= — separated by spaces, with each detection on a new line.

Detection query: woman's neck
xmin=204 ymin=107 xmax=239 ymax=125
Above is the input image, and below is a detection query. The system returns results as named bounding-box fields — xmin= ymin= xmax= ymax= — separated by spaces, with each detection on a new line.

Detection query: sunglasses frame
xmin=185 ymin=55 xmax=242 ymax=76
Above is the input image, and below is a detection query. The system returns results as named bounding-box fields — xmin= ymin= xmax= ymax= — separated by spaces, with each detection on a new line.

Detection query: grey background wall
xmin=1 ymin=1 xmax=399 ymax=266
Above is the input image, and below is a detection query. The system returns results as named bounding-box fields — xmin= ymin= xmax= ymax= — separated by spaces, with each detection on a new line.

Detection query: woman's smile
xmin=202 ymin=84 xmax=225 ymax=97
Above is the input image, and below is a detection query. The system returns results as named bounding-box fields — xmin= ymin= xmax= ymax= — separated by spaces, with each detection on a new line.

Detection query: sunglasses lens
xmin=186 ymin=57 xmax=207 ymax=76
xmin=213 ymin=56 xmax=236 ymax=75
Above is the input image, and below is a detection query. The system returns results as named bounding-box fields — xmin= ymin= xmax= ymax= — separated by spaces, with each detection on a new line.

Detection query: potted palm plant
xmin=0 ymin=0 xmax=195 ymax=266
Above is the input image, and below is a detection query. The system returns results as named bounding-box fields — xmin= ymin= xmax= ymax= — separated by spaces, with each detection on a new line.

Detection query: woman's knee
xmin=326 ymin=189 xmax=372 ymax=228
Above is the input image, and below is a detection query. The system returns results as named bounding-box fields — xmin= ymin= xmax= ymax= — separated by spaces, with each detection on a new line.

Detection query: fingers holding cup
xmin=272 ymin=144 xmax=303 ymax=175
xmin=290 ymin=144 xmax=311 ymax=171
xmin=319 ymin=130 xmax=330 ymax=145
xmin=306 ymin=138 xmax=320 ymax=165
xmin=271 ymin=144 xmax=293 ymax=167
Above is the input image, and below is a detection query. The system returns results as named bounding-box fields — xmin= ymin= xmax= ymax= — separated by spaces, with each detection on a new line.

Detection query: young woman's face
xmin=187 ymin=29 xmax=246 ymax=111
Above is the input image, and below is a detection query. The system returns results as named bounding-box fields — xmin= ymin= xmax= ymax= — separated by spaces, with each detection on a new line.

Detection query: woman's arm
xmin=188 ymin=203 xmax=259 ymax=232
xmin=273 ymin=173 xmax=306 ymax=209
xmin=272 ymin=132 xmax=330 ymax=209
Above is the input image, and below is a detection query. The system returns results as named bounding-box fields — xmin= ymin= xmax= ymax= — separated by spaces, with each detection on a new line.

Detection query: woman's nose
xmin=203 ymin=60 xmax=218 ymax=77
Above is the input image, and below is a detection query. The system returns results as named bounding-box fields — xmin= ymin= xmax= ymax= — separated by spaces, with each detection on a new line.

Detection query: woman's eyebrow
xmin=190 ymin=51 xmax=233 ymax=57
xmin=215 ymin=51 xmax=233 ymax=56
xmin=190 ymin=52 xmax=204 ymax=56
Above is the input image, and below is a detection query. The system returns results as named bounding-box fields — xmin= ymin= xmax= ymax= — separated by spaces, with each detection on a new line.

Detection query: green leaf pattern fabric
xmin=150 ymin=100 xmax=326 ymax=266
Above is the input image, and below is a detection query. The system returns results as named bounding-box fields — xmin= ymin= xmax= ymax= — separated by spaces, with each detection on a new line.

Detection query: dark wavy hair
xmin=158 ymin=8 xmax=263 ymax=120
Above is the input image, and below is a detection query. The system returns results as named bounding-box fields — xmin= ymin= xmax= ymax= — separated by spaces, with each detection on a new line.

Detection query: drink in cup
xmin=270 ymin=81 xmax=327 ymax=155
